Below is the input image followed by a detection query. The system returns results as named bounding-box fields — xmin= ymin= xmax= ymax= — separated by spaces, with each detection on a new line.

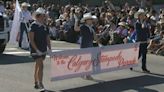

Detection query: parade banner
xmin=50 ymin=43 xmax=139 ymax=81
xmin=99 ymin=43 xmax=139 ymax=73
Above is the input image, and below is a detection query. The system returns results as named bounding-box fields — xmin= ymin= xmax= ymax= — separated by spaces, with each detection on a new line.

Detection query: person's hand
xmin=155 ymin=49 xmax=161 ymax=55
xmin=74 ymin=14 xmax=79 ymax=22
xmin=36 ymin=50 xmax=43 ymax=56
xmin=155 ymin=47 xmax=162 ymax=55
xmin=123 ymin=38 xmax=128 ymax=43
xmin=142 ymin=23 xmax=145 ymax=28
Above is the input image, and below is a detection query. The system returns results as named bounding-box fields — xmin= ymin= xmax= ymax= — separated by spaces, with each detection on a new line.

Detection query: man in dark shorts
xmin=28 ymin=7 xmax=51 ymax=92
xmin=74 ymin=13 xmax=97 ymax=80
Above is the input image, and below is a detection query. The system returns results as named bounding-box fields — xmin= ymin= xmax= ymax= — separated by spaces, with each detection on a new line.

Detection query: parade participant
xmin=28 ymin=7 xmax=51 ymax=92
xmin=74 ymin=13 xmax=97 ymax=79
xmin=80 ymin=13 xmax=97 ymax=48
xmin=18 ymin=2 xmax=32 ymax=49
xmin=133 ymin=9 xmax=150 ymax=73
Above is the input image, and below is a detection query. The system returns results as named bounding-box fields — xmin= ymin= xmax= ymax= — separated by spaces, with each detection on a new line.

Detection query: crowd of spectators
xmin=0 ymin=0 xmax=164 ymax=55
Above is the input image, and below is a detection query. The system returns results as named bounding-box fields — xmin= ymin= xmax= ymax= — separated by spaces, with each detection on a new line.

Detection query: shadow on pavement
xmin=63 ymin=75 xmax=164 ymax=92
xmin=132 ymin=70 xmax=164 ymax=78
xmin=0 ymin=54 xmax=33 ymax=65
xmin=46 ymin=90 xmax=55 ymax=92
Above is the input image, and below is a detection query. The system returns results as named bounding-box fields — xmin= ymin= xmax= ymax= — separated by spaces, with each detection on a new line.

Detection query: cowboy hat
xmin=32 ymin=7 xmax=46 ymax=20
xmin=21 ymin=2 xmax=30 ymax=7
xmin=159 ymin=14 xmax=164 ymax=19
xmin=118 ymin=22 xmax=127 ymax=27
xmin=150 ymin=16 xmax=157 ymax=21
xmin=106 ymin=12 xmax=112 ymax=16
xmin=81 ymin=13 xmax=97 ymax=23
xmin=158 ymin=19 xmax=164 ymax=24
xmin=35 ymin=7 xmax=46 ymax=15
xmin=129 ymin=10 xmax=135 ymax=16
xmin=146 ymin=13 xmax=151 ymax=18
xmin=55 ymin=19 xmax=62 ymax=24
xmin=134 ymin=9 xmax=146 ymax=18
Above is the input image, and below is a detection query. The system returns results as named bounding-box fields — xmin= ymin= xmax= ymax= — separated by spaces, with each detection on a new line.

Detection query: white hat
xmin=134 ymin=9 xmax=146 ymax=18
xmin=129 ymin=10 xmax=134 ymax=16
xmin=146 ymin=13 xmax=151 ymax=18
xmin=55 ymin=19 xmax=61 ymax=23
xmin=159 ymin=14 xmax=164 ymax=19
xmin=150 ymin=16 xmax=157 ymax=21
xmin=118 ymin=22 xmax=127 ymax=27
xmin=81 ymin=13 xmax=97 ymax=23
xmin=21 ymin=2 xmax=30 ymax=7
xmin=158 ymin=19 xmax=164 ymax=24
xmin=92 ymin=15 xmax=97 ymax=19
xmin=35 ymin=7 xmax=46 ymax=15
xmin=33 ymin=8 xmax=46 ymax=20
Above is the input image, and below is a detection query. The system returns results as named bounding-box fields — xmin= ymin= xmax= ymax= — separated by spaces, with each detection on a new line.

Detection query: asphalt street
xmin=0 ymin=41 xmax=164 ymax=92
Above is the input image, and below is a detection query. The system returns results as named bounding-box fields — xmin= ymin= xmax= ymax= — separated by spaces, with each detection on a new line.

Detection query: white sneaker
xmin=39 ymin=88 xmax=48 ymax=92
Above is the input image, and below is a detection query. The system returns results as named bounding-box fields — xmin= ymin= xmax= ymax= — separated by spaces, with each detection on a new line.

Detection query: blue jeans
xmin=19 ymin=23 xmax=29 ymax=48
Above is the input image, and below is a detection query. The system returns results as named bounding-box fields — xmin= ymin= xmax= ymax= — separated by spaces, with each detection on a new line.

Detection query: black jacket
xmin=135 ymin=20 xmax=150 ymax=42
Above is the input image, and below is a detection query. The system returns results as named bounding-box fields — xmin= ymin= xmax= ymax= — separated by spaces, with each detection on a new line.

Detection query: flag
xmin=9 ymin=0 xmax=21 ymax=44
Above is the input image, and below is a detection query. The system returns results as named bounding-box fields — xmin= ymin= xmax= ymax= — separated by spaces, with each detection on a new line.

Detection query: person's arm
xmin=74 ymin=21 xmax=80 ymax=31
xmin=135 ymin=22 xmax=142 ymax=42
xmin=131 ymin=31 xmax=137 ymax=43
xmin=28 ymin=31 xmax=38 ymax=51
xmin=47 ymin=35 xmax=51 ymax=50
xmin=19 ymin=11 xmax=24 ymax=23
xmin=159 ymin=45 xmax=164 ymax=50
xmin=28 ymin=11 xmax=33 ymax=22
xmin=74 ymin=14 xmax=80 ymax=31
xmin=28 ymin=31 xmax=43 ymax=55
xmin=156 ymin=45 xmax=164 ymax=54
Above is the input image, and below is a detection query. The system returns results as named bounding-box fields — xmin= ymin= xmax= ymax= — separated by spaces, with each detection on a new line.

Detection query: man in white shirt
xmin=19 ymin=2 xmax=33 ymax=49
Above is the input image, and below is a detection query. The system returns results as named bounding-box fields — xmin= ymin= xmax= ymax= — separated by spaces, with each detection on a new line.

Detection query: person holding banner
xmin=28 ymin=7 xmax=51 ymax=91
xmin=18 ymin=2 xmax=32 ymax=49
xmin=133 ymin=8 xmax=150 ymax=73
xmin=74 ymin=13 xmax=97 ymax=79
